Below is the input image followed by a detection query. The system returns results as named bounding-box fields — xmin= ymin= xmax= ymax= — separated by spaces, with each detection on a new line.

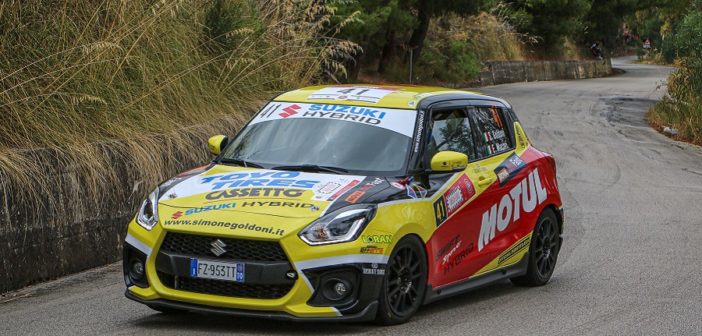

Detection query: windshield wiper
xmin=219 ymin=158 xmax=264 ymax=169
xmin=272 ymin=164 xmax=349 ymax=174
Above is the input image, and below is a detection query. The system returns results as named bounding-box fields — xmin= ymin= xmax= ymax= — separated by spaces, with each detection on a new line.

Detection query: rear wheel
xmin=511 ymin=208 xmax=561 ymax=287
xmin=376 ymin=236 xmax=427 ymax=325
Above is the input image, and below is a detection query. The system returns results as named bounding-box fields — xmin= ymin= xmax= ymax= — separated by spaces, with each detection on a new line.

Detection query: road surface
xmin=2 ymin=58 xmax=701 ymax=335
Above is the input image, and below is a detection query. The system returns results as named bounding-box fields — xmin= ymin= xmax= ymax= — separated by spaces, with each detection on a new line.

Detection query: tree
xmin=503 ymin=0 xmax=591 ymax=55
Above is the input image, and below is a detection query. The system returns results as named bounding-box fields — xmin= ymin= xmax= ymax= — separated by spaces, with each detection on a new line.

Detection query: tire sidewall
xmin=377 ymin=235 xmax=428 ymax=325
xmin=528 ymin=209 xmax=560 ymax=283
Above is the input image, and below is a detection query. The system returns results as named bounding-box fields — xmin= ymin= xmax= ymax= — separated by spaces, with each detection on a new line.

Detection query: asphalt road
xmin=2 ymin=58 xmax=701 ymax=335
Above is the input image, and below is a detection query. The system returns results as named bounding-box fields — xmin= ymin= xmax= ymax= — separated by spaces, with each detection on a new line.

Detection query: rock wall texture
xmin=478 ymin=59 xmax=613 ymax=86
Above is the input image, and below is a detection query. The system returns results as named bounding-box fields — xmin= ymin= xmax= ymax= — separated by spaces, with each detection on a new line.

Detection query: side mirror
xmin=429 ymin=151 xmax=468 ymax=173
xmin=207 ymin=135 xmax=229 ymax=156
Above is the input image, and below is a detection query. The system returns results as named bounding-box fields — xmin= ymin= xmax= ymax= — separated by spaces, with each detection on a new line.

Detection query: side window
xmin=470 ymin=106 xmax=512 ymax=159
xmin=427 ymin=109 xmax=476 ymax=160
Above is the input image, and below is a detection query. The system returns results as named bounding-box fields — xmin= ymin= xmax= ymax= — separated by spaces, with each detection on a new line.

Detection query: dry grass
xmin=0 ymin=0 xmax=358 ymax=221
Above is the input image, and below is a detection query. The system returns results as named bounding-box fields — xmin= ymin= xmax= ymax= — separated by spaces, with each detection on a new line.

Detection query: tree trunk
xmin=408 ymin=0 xmax=431 ymax=63
xmin=378 ymin=29 xmax=396 ymax=74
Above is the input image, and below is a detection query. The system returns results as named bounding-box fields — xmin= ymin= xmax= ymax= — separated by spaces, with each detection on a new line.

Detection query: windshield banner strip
xmin=251 ymin=102 xmax=417 ymax=137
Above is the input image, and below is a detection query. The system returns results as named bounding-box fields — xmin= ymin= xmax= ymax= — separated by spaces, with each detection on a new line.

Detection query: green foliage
xmin=503 ymin=0 xmax=591 ymax=54
xmin=650 ymin=1 xmax=702 ymax=145
xmin=414 ymin=40 xmax=481 ymax=83
xmin=674 ymin=9 xmax=702 ymax=58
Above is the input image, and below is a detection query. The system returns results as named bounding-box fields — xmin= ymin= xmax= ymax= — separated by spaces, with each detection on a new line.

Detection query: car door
xmin=426 ymin=102 xmax=524 ymax=288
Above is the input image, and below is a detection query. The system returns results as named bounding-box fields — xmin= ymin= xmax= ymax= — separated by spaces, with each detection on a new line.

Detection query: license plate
xmin=189 ymin=258 xmax=245 ymax=282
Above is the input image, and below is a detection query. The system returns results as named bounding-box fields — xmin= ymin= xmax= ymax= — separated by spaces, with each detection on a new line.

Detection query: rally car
xmin=123 ymin=85 xmax=563 ymax=324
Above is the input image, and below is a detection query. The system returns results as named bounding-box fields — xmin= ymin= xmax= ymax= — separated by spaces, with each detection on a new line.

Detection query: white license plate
xmin=189 ymin=258 xmax=245 ymax=282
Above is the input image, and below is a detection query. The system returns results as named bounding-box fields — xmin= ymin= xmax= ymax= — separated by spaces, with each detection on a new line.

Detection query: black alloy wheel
xmin=511 ymin=208 xmax=561 ymax=287
xmin=377 ymin=236 xmax=427 ymax=325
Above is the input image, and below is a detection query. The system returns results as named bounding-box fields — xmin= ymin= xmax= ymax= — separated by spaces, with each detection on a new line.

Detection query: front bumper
xmin=125 ymin=290 xmax=378 ymax=322
xmin=123 ymin=227 xmax=388 ymax=321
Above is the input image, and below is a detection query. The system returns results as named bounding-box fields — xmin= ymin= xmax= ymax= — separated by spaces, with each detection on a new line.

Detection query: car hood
xmin=155 ymin=164 xmax=396 ymax=239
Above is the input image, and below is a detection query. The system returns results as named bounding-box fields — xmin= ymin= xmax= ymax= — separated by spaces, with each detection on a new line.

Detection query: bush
xmin=650 ymin=3 xmax=702 ymax=145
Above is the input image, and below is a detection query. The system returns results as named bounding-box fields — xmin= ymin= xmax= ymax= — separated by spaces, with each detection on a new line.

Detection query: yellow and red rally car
xmin=123 ymin=85 xmax=563 ymax=324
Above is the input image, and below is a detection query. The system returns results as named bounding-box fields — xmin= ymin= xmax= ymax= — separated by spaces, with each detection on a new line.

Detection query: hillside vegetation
xmin=1 ymin=0 xmax=699 ymax=221
xmin=645 ymin=0 xmax=702 ymax=145
xmin=0 ymin=0 xmax=355 ymax=212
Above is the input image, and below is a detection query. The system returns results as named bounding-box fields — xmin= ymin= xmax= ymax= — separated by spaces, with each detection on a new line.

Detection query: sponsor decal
xmin=327 ymin=179 xmax=360 ymax=201
xmin=165 ymin=168 xmax=366 ymax=202
xmin=390 ymin=182 xmax=405 ymax=189
xmin=478 ymin=168 xmax=548 ymax=251
xmin=494 ymin=153 xmax=526 ymax=185
xmin=360 ymin=245 xmax=384 ymax=254
xmin=434 ymin=175 xmax=476 ymax=227
xmin=179 ymin=202 xmax=237 ymax=216
xmin=435 ymin=235 xmax=475 ymax=274
xmin=484 ymin=130 xmax=510 ymax=154
xmin=362 ymin=235 xmax=392 ymax=244
xmin=172 ymin=211 xmax=183 ymax=219
xmin=250 ymin=102 xmax=417 ymax=137
xmin=279 ymin=104 xmax=301 ymax=118
xmin=498 ymin=236 xmax=531 ymax=265
xmin=201 ymin=171 xmax=319 ymax=191
xmin=443 ymin=244 xmax=473 ymax=274
xmin=317 ymin=182 xmax=342 ymax=194
xmin=239 ymin=201 xmax=314 ymax=208
xmin=362 ymin=268 xmax=386 ymax=275
xmin=344 ymin=183 xmax=374 ymax=203
xmin=163 ymin=219 xmax=285 ymax=236
xmin=309 ymin=104 xmax=387 ymax=119
xmin=307 ymin=86 xmax=399 ymax=103
xmin=301 ymin=110 xmax=380 ymax=125
xmin=205 ymin=188 xmax=305 ymax=200
xmin=413 ymin=110 xmax=425 ymax=153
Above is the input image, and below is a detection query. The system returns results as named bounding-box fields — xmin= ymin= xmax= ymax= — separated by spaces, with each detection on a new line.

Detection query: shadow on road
xmin=127 ymin=280 xmax=527 ymax=333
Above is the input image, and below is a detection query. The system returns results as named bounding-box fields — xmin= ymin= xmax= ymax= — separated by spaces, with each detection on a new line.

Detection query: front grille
xmin=157 ymin=233 xmax=294 ymax=299
xmin=159 ymin=232 xmax=288 ymax=261
xmin=158 ymin=272 xmax=293 ymax=299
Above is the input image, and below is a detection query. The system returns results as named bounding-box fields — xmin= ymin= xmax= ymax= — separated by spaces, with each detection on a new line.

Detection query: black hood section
xmin=323 ymin=174 xmax=452 ymax=213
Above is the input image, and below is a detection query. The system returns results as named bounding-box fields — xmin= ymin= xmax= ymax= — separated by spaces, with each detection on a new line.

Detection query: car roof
xmin=273 ymin=84 xmax=510 ymax=110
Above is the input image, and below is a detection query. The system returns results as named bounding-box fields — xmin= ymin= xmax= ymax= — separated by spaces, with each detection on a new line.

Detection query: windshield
xmin=221 ymin=102 xmax=418 ymax=175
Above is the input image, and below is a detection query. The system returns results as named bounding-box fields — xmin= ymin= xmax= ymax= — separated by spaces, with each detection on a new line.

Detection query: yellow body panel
xmin=274 ymin=84 xmax=483 ymax=109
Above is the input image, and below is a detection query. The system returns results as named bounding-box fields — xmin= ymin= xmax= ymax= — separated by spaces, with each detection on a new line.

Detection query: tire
xmin=511 ymin=208 xmax=561 ymax=287
xmin=376 ymin=235 xmax=428 ymax=325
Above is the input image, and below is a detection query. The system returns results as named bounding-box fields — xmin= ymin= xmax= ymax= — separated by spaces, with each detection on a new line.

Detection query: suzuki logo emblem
xmin=210 ymin=239 xmax=227 ymax=257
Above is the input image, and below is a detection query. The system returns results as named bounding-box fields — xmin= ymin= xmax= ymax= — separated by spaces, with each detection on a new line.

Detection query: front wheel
xmin=376 ymin=235 xmax=428 ymax=325
xmin=511 ymin=208 xmax=561 ymax=287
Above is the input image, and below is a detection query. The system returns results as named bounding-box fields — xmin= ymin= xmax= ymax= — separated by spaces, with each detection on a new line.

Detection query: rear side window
xmin=470 ymin=106 xmax=512 ymax=159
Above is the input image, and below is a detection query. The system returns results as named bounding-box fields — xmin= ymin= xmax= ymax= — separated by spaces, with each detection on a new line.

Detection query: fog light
xmin=334 ymin=282 xmax=347 ymax=296
xmin=133 ymin=261 xmax=144 ymax=276
xmin=129 ymin=259 xmax=145 ymax=280
xmin=321 ymin=278 xmax=352 ymax=301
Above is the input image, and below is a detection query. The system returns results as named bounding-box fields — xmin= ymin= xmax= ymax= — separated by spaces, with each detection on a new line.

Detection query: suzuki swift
xmin=123 ymin=85 xmax=563 ymax=324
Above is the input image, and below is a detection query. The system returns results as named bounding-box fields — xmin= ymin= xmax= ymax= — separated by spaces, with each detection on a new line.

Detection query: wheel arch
xmin=543 ymin=204 xmax=563 ymax=235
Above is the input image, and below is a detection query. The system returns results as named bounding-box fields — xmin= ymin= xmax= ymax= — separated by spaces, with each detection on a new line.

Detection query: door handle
xmin=477 ymin=175 xmax=495 ymax=186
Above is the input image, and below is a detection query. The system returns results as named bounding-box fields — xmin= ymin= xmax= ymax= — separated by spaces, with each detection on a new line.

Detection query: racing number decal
xmin=434 ymin=198 xmax=448 ymax=226
xmin=434 ymin=175 xmax=476 ymax=227
xmin=307 ymin=86 xmax=399 ymax=103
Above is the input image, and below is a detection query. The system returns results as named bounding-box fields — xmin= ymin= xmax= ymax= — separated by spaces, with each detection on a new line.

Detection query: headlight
xmin=136 ymin=188 xmax=159 ymax=230
xmin=299 ymin=205 xmax=377 ymax=245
